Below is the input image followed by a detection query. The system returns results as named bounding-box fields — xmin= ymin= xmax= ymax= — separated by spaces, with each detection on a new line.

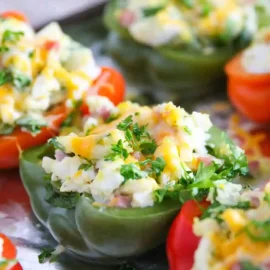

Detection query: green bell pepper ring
xmin=19 ymin=144 xmax=181 ymax=262
xmin=103 ymin=0 xmax=252 ymax=99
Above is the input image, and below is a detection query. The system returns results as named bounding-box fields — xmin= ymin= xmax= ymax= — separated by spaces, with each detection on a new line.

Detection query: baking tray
xmin=0 ymin=3 xmax=269 ymax=270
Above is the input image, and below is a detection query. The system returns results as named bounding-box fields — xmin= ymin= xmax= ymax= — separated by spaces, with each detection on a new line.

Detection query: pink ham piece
xmin=119 ymin=10 xmax=136 ymax=27
xmin=198 ymin=156 xmax=213 ymax=166
xmin=109 ymin=195 xmax=132 ymax=208
xmin=55 ymin=149 xmax=67 ymax=161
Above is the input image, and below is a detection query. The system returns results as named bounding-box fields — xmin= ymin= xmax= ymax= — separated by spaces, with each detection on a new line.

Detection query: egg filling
xmin=114 ymin=0 xmax=257 ymax=50
xmin=0 ymin=16 xmax=100 ymax=134
xmin=42 ymin=101 xmax=247 ymax=208
xmin=242 ymin=27 xmax=270 ymax=74
xmin=193 ymin=183 xmax=270 ymax=270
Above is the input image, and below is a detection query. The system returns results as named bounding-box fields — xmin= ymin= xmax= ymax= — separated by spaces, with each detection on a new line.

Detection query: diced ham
xmin=198 ymin=156 xmax=213 ymax=166
xmin=55 ymin=150 xmax=67 ymax=161
xmin=230 ymin=262 xmax=242 ymax=270
xmin=100 ymin=107 xmax=111 ymax=121
xmin=249 ymin=195 xmax=260 ymax=208
xmin=108 ymin=195 xmax=132 ymax=208
xmin=248 ymin=160 xmax=260 ymax=175
xmin=119 ymin=10 xmax=136 ymax=27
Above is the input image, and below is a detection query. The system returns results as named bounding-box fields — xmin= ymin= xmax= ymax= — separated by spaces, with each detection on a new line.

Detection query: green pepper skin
xmin=103 ymin=0 xmax=251 ymax=99
xmin=19 ymin=145 xmax=181 ymax=263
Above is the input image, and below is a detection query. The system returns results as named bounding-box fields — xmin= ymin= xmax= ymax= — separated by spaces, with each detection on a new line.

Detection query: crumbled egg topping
xmin=0 ymin=16 xmax=100 ymax=128
xmin=117 ymin=0 xmax=257 ymax=48
xmin=42 ymin=101 xmax=224 ymax=208
xmin=242 ymin=29 xmax=270 ymax=74
xmin=193 ymin=184 xmax=270 ymax=270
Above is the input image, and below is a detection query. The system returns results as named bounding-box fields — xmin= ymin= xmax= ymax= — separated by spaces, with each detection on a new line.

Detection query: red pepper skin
xmin=0 ymin=233 xmax=23 ymax=270
xmin=167 ymin=200 xmax=209 ymax=270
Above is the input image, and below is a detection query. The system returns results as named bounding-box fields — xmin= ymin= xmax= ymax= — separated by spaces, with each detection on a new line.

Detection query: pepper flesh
xmin=20 ymin=144 xmax=181 ymax=263
xmin=103 ymin=0 xmax=252 ymax=99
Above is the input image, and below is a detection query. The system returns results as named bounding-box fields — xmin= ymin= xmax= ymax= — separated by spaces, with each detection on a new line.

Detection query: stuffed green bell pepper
xmin=103 ymin=0 xmax=258 ymax=98
xmin=20 ymin=100 xmax=248 ymax=263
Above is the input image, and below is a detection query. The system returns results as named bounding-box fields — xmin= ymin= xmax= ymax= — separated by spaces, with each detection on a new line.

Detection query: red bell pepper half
xmin=0 ymin=234 xmax=22 ymax=270
xmin=167 ymin=200 xmax=209 ymax=270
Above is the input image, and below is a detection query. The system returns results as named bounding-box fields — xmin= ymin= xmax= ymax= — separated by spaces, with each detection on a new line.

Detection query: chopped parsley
xmin=142 ymin=6 xmax=164 ymax=17
xmin=201 ymin=200 xmax=251 ymax=221
xmin=44 ymin=177 xmax=80 ymax=209
xmin=0 ymin=123 xmax=14 ymax=135
xmin=0 ymin=68 xmax=31 ymax=89
xmin=28 ymin=50 xmax=35 ymax=58
xmin=117 ymin=115 xmax=133 ymax=131
xmin=79 ymin=162 xmax=93 ymax=171
xmin=48 ymin=138 xmax=65 ymax=152
xmin=61 ymin=100 xmax=82 ymax=128
xmin=13 ymin=73 xmax=31 ymax=89
xmin=182 ymin=0 xmax=194 ymax=8
xmin=183 ymin=126 xmax=192 ymax=135
xmin=140 ymin=139 xmax=157 ymax=155
xmin=16 ymin=116 xmax=47 ymax=135
xmin=0 ymin=69 xmax=13 ymax=86
xmin=38 ymin=247 xmax=56 ymax=263
xmin=105 ymin=139 xmax=129 ymax=161
xmin=264 ymin=193 xmax=270 ymax=204
xmin=0 ymin=46 xmax=9 ymax=54
xmin=120 ymin=163 xmax=148 ymax=183
xmin=150 ymin=157 xmax=166 ymax=177
xmin=105 ymin=113 xmax=119 ymax=123
xmin=245 ymin=219 xmax=270 ymax=242
xmin=116 ymin=115 xmax=157 ymax=156
xmin=239 ymin=261 xmax=261 ymax=270
xmin=2 ymin=30 xmax=24 ymax=44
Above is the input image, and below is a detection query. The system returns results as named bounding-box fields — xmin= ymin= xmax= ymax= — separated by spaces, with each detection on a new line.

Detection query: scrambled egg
xmin=242 ymin=28 xmax=270 ymax=74
xmin=193 ymin=184 xmax=270 ymax=270
xmin=43 ymin=101 xmax=216 ymax=208
xmin=118 ymin=0 xmax=257 ymax=48
xmin=0 ymin=16 xmax=100 ymax=128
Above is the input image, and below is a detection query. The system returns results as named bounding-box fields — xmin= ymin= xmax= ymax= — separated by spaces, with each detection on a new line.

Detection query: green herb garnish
xmin=117 ymin=115 xmax=133 ymax=131
xmin=239 ymin=261 xmax=260 ymax=270
xmin=182 ymin=0 xmax=194 ymax=8
xmin=78 ymin=162 xmax=93 ymax=171
xmin=150 ymin=157 xmax=166 ymax=177
xmin=0 ymin=46 xmax=9 ymax=54
xmin=0 ymin=69 xmax=13 ymax=86
xmin=264 ymin=193 xmax=270 ymax=204
xmin=16 ymin=116 xmax=47 ymax=135
xmin=48 ymin=138 xmax=65 ymax=152
xmin=201 ymin=200 xmax=251 ymax=221
xmin=61 ymin=100 xmax=82 ymax=128
xmin=183 ymin=126 xmax=192 ymax=135
xmin=142 ymin=6 xmax=164 ymax=17
xmin=0 ymin=123 xmax=14 ymax=135
xmin=13 ymin=73 xmax=31 ymax=89
xmin=38 ymin=247 xmax=56 ymax=263
xmin=140 ymin=139 xmax=157 ymax=155
xmin=105 ymin=139 xmax=129 ymax=161
xmin=245 ymin=219 xmax=270 ymax=242
xmin=2 ymin=30 xmax=24 ymax=43
xmin=120 ymin=163 xmax=148 ymax=183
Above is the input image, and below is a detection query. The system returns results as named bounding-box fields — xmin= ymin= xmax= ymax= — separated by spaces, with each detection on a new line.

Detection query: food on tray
xmin=256 ymin=0 xmax=270 ymax=28
xmin=104 ymin=0 xmax=258 ymax=97
xmin=0 ymin=11 xmax=125 ymax=168
xmin=226 ymin=27 xmax=270 ymax=123
xmin=20 ymin=101 xmax=248 ymax=260
xmin=167 ymin=183 xmax=270 ymax=270
xmin=0 ymin=233 xmax=22 ymax=270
